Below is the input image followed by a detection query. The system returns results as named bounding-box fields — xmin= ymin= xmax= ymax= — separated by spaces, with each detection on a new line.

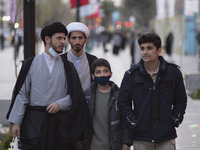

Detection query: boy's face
xmin=92 ymin=66 xmax=112 ymax=80
xmin=140 ymin=42 xmax=161 ymax=64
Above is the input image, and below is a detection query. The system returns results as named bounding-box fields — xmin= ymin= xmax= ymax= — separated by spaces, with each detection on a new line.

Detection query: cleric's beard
xmin=75 ymin=48 xmax=81 ymax=52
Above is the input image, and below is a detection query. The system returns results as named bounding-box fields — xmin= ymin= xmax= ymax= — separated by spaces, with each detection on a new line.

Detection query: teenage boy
xmin=118 ymin=32 xmax=187 ymax=150
xmin=84 ymin=58 xmax=132 ymax=150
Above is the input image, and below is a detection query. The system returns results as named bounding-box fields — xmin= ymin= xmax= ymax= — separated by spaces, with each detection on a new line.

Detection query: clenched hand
xmin=46 ymin=102 xmax=60 ymax=114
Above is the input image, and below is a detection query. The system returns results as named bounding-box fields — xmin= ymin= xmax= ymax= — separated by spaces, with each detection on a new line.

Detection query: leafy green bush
xmin=2 ymin=132 xmax=12 ymax=150
xmin=0 ymin=126 xmax=12 ymax=150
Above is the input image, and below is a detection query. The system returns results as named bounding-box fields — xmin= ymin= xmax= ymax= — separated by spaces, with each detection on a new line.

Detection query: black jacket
xmin=118 ymin=56 xmax=187 ymax=143
xmin=84 ymin=81 xmax=132 ymax=150
xmin=7 ymin=56 xmax=89 ymax=150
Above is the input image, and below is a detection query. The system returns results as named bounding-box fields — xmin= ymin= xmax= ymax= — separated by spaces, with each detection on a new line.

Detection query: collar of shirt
xmin=69 ymin=49 xmax=84 ymax=60
xmin=145 ymin=60 xmax=160 ymax=83
xmin=69 ymin=50 xmax=84 ymax=71
xmin=43 ymin=52 xmax=56 ymax=73
xmin=145 ymin=60 xmax=160 ymax=75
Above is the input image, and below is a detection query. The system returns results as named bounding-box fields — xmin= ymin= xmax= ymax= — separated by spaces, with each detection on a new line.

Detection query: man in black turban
xmin=7 ymin=22 xmax=89 ymax=150
xmin=40 ymin=22 xmax=68 ymax=43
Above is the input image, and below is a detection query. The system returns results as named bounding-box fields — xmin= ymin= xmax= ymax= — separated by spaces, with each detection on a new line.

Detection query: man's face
xmin=140 ymin=42 xmax=161 ymax=63
xmin=50 ymin=33 xmax=66 ymax=54
xmin=68 ymin=31 xmax=86 ymax=54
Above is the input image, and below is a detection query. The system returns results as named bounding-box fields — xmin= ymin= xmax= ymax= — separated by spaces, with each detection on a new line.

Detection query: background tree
xmin=122 ymin=0 xmax=156 ymax=27
xmin=35 ymin=0 xmax=73 ymax=28
xmin=101 ymin=0 xmax=116 ymax=28
xmin=10 ymin=0 xmax=73 ymax=77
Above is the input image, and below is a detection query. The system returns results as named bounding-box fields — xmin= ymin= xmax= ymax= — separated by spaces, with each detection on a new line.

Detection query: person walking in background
xmin=120 ymin=31 xmax=127 ymax=51
xmin=12 ymin=29 xmax=23 ymax=59
xmin=118 ymin=32 xmax=187 ymax=150
xmin=61 ymin=22 xmax=97 ymax=92
xmin=100 ymin=30 xmax=111 ymax=53
xmin=6 ymin=22 xmax=89 ymax=150
xmin=0 ymin=32 xmax=5 ymax=50
xmin=128 ymin=31 xmax=136 ymax=64
xmin=84 ymin=58 xmax=132 ymax=150
xmin=112 ymin=31 xmax=122 ymax=55
xmin=165 ymin=32 xmax=174 ymax=56
xmin=196 ymin=29 xmax=200 ymax=59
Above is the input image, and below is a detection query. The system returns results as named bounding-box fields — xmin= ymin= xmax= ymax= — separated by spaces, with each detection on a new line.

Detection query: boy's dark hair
xmin=138 ymin=32 xmax=161 ymax=49
xmin=91 ymin=58 xmax=111 ymax=74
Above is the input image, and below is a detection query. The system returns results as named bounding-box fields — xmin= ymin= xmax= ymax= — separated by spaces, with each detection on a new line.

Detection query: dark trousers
xmin=21 ymin=137 xmax=41 ymax=150
xmin=113 ymin=45 xmax=120 ymax=55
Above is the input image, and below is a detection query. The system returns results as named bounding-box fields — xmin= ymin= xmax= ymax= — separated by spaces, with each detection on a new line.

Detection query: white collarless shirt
xmin=43 ymin=52 xmax=57 ymax=74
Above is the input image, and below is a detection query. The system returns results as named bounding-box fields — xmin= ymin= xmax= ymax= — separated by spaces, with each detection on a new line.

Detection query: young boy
xmin=84 ymin=58 xmax=132 ymax=150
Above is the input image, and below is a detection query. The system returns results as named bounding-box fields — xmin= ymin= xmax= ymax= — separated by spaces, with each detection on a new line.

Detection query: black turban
xmin=40 ymin=22 xmax=68 ymax=42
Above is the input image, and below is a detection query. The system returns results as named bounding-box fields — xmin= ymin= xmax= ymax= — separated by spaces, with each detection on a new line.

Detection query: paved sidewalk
xmin=0 ymin=46 xmax=17 ymax=100
xmin=176 ymin=96 xmax=200 ymax=150
xmin=0 ymin=46 xmax=24 ymax=100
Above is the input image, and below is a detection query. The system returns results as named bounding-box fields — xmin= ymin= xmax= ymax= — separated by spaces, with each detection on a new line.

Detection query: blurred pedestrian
xmin=13 ymin=29 xmax=23 ymax=59
xmin=100 ymin=30 xmax=111 ymax=53
xmin=120 ymin=31 xmax=127 ymax=51
xmin=128 ymin=31 xmax=136 ymax=64
xmin=133 ymin=33 xmax=142 ymax=64
xmin=165 ymin=32 xmax=174 ymax=56
xmin=7 ymin=22 xmax=89 ymax=150
xmin=112 ymin=32 xmax=122 ymax=55
xmin=61 ymin=22 xmax=97 ymax=92
xmin=84 ymin=58 xmax=132 ymax=150
xmin=0 ymin=32 xmax=5 ymax=50
xmin=196 ymin=30 xmax=200 ymax=56
xmin=118 ymin=32 xmax=187 ymax=150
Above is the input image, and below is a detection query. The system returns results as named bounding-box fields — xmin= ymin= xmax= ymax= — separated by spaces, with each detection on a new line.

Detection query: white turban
xmin=67 ymin=22 xmax=89 ymax=38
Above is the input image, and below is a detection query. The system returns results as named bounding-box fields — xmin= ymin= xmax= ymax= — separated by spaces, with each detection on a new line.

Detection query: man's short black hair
xmin=91 ymin=58 xmax=111 ymax=74
xmin=40 ymin=22 xmax=68 ymax=43
xmin=138 ymin=32 xmax=161 ymax=49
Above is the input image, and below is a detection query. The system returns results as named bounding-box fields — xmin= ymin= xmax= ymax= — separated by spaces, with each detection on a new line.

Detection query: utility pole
xmin=76 ymin=0 xmax=80 ymax=22
xmin=24 ymin=0 xmax=35 ymax=59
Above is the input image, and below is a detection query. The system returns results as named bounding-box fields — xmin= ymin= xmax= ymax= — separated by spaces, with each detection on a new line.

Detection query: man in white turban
xmin=61 ymin=22 xmax=97 ymax=92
